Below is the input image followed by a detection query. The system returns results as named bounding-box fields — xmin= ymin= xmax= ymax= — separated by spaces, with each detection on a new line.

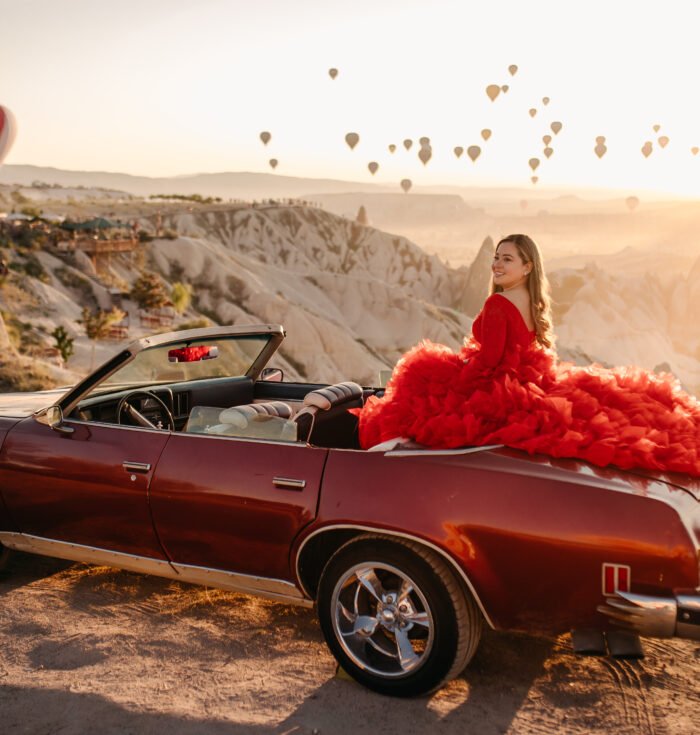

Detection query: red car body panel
xmin=0 ymin=417 xmax=170 ymax=559
xmin=149 ymin=433 xmax=327 ymax=580
xmin=0 ymin=323 xmax=697 ymax=647
xmin=301 ymin=447 xmax=700 ymax=633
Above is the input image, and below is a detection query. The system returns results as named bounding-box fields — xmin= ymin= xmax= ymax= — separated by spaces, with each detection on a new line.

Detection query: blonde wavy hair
xmin=490 ymin=234 xmax=554 ymax=348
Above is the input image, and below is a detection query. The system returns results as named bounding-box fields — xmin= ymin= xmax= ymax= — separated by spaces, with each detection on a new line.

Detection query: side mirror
xmin=260 ymin=367 xmax=284 ymax=382
xmin=34 ymin=405 xmax=75 ymax=435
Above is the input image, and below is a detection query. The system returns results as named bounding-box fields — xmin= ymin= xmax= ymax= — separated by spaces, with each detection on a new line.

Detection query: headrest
xmin=219 ymin=401 xmax=293 ymax=429
xmin=302 ymin=381 xmax=363 ymax=411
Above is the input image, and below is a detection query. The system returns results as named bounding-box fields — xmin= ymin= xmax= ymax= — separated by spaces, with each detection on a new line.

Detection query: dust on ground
xmin=1 ymin=552 xmax=698 ymax=734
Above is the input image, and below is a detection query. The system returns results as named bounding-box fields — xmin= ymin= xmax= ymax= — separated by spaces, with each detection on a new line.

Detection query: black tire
xmin=317 ymin=534 xmax=482 ymax=697
xmin=0 ymin=542 xmax=12 ymax=574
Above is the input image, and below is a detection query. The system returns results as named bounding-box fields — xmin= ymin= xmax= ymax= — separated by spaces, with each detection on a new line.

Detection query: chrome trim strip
xmin=123 ymin=461 xmax=152 ymax=473
xmin=169 ymin=561 xmax=311 ymax=606
xmin=0 ymin=532 xmax=312 ymax=608
xmin=294 ymin=524 xmax=496 ymax=629
xmin=386 ymin=444 xmax=504 ymax=458
xmin=273 ymin=477 xmax=307 ymax=490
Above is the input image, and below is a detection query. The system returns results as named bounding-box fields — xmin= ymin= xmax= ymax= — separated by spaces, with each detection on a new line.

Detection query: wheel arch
xmin=294 ymin=524 xmax=495 ymax=629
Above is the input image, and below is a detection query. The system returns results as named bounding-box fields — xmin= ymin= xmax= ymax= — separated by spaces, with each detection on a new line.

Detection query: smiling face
xmin=492 ymin=241 xmax=532 ymax=290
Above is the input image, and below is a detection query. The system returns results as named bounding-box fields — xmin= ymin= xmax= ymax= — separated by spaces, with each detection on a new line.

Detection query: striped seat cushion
xmin=219 ymin=401 xmax=293 ymax=429
xmin=302 ymin=381 xmax=363 ymax=411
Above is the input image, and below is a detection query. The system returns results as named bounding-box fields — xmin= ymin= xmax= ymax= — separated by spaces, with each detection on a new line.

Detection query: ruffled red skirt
xmin=356 ymin=340 xmax=700 ymax=478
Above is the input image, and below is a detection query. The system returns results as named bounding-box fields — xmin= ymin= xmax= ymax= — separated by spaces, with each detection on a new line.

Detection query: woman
xmin=355 ymin=234 xmax=700 ymax=477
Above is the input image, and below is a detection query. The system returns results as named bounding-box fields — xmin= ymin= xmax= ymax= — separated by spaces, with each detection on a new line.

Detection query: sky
xmin=3 ymin=0 xmax=700 ymax=195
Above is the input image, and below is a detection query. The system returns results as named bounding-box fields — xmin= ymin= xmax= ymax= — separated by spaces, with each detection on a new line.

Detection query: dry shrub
xmin=0 ymin=357 xmax=60 ymax=392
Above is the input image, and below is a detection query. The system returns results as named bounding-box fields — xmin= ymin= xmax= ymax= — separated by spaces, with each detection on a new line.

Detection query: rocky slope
xmin=0 ymin=205 xmax=475 ymax=386
xmin=1 ymin=198 xmax=698 ymax=395
xmin=146 ymin=206 xmax=471 ymax=383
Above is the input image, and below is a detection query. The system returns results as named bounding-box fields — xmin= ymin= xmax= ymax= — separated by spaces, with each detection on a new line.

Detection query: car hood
xmin=0 ymin=388 xmax=69 ymax=417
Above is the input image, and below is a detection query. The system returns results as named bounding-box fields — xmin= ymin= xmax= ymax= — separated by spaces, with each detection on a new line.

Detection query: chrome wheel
xmin=332 ymin=562 xmax=434 ymax=678
xmin=318 ymin=535 xmax=483 ymax=697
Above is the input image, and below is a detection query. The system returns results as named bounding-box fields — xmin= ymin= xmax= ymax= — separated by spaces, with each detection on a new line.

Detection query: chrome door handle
xmin=123 ymin=461 xmax=151 ymax=474
xmin=273 ymin=477 xmax=306 ymax=491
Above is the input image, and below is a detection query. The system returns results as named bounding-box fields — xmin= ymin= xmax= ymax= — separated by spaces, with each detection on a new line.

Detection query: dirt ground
xmin=1 ymin=552 xmax=698 ymax=735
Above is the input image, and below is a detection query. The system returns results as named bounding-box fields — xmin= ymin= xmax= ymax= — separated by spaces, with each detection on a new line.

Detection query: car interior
xmin=69 ymin=375 xmax=375 ymax=450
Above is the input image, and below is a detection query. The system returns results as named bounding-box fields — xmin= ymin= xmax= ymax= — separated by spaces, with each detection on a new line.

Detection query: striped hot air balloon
xmin=0 ymin=106 xmax=17 ymax=165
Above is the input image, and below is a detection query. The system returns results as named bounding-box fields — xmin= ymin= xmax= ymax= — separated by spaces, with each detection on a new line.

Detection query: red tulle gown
xmin=356 ymin=293 xmax=700 ymax=477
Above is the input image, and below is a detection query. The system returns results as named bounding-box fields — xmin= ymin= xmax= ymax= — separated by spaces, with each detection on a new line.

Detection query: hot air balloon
xmin=453 ymin=146 xmax=464 ymax=159
xmin=653 ymin=124 xmax=661 ymax=132
xmin=388 ymin=144 xmax=396 ymax=153
xmin=467 ymin=145 xmax=481 ymax=162
xmin=529 ymin=157 xmax=540 ymax=172
xmin=345 ymin=132 xmax=360 ymax=150
xmin=418 ymin=146 xmax=432 ymax=165
xmin=692 ymin=146 xmax=699 ymax=156
xmin=531 ymin=176 xmax=538 ymax=184
xmin=419 ymin=136 xmax=430 ymax=147
xmin=551 ymin=121 xmax=562 ymax=134
xmin=641 ymin=141 xmax=653 ymax=158
xmin=328 ymin=68 xmax=338 ymax=80
xmin=529 ymin=108 xmax=537 ymax=118
xmin=403 ymin=138 xmax=413 ymax=151
xmin=269 ymin=158 xmax=278 ymax=170
xmin=626 ymin=196 xmax=639 ymax=211
xmin=508 ymin=64 xmax=518 ymax=76
xmin=259 ymin=131 xmax=271 ymax=145
xmin=542 ymin=134 xmax=552 ymax=146
xmin=501 ymin=85 xmax=509 ymax=93
xmin=368 ymin=161 xmax=379 ymax=175
xmin=400 ymin=178 xmax=412 ymax=193
xmin=486 ymin=84 xmax=501 ymax=102
xmin=658 ymin=135 xmax=669 ymax=149
xmin=0 ymin=106 xmax=17 ymax=165
xmin=594 ymin=136 xmax=607 ymax=159
xmin=542 ymin=97 xmax=550 ymax=106
xmin=481 ymin=128 xmax=492 ymax=141
xmin=543 ymin=147 xmax=553 ymax=159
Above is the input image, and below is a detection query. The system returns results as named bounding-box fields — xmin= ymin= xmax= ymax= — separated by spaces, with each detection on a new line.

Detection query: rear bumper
xmin=598 ymin=591 xmax=700 ymax=641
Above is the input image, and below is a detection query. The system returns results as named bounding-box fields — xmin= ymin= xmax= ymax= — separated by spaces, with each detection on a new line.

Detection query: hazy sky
xmin=3 ymin=0 xmax=700 ymax=194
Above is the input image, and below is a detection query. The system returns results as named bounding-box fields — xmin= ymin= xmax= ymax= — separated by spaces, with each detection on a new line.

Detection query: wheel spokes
xmin=398 ymin=578 xmax=414 ymax=602
xmin=338 ymin=601 xmax=357 ymax=623
xmin=331 ymin=560 xmax=435 ymax=679
xmin=404 ymin=611 xmax=430 ymax=628
xmin=340 ymin=614 xmax=379 ymax=638
xmin=394 ymin=627 xmax=420 ymax=670
xmin=355 ymin=567 xmax=386 ymax=602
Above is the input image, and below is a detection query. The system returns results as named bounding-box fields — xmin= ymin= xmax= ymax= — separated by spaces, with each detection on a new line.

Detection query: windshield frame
xmin=56 ymin=324 xmax=285 ymax=416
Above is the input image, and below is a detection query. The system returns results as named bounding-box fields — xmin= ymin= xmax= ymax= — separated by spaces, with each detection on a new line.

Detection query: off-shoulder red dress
xmin=355 ymin=293 xmax=700 ymax=477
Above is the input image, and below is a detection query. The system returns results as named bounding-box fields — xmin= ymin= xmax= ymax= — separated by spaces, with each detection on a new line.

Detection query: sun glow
xmin=3 ymin=0 xmax=700 ymax=196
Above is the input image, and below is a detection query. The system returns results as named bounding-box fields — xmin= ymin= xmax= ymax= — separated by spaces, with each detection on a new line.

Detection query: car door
xmin=0 ymin=416 xmax=170 ymax=559
xmin=148 ymin=432 xmax=327 ymax=582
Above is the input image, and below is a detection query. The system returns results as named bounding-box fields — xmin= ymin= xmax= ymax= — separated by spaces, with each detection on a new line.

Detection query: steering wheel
xmin=117 ymin=390 xmax=175 ymax=431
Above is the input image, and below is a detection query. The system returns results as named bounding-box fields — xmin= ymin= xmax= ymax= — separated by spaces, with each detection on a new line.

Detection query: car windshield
xmin=94 ymin=334 xmax=272 ymax=393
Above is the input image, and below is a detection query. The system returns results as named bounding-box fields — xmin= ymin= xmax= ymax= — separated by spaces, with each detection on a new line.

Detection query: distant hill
xmin=0 ymin=163 xmax=647 ymax=205
xmin=0 ymin=165 xmax=393 ymax=201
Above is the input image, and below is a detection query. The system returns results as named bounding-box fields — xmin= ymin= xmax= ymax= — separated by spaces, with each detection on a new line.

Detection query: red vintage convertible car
xmin=0 ymin=324 xmax=698 ymax=697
